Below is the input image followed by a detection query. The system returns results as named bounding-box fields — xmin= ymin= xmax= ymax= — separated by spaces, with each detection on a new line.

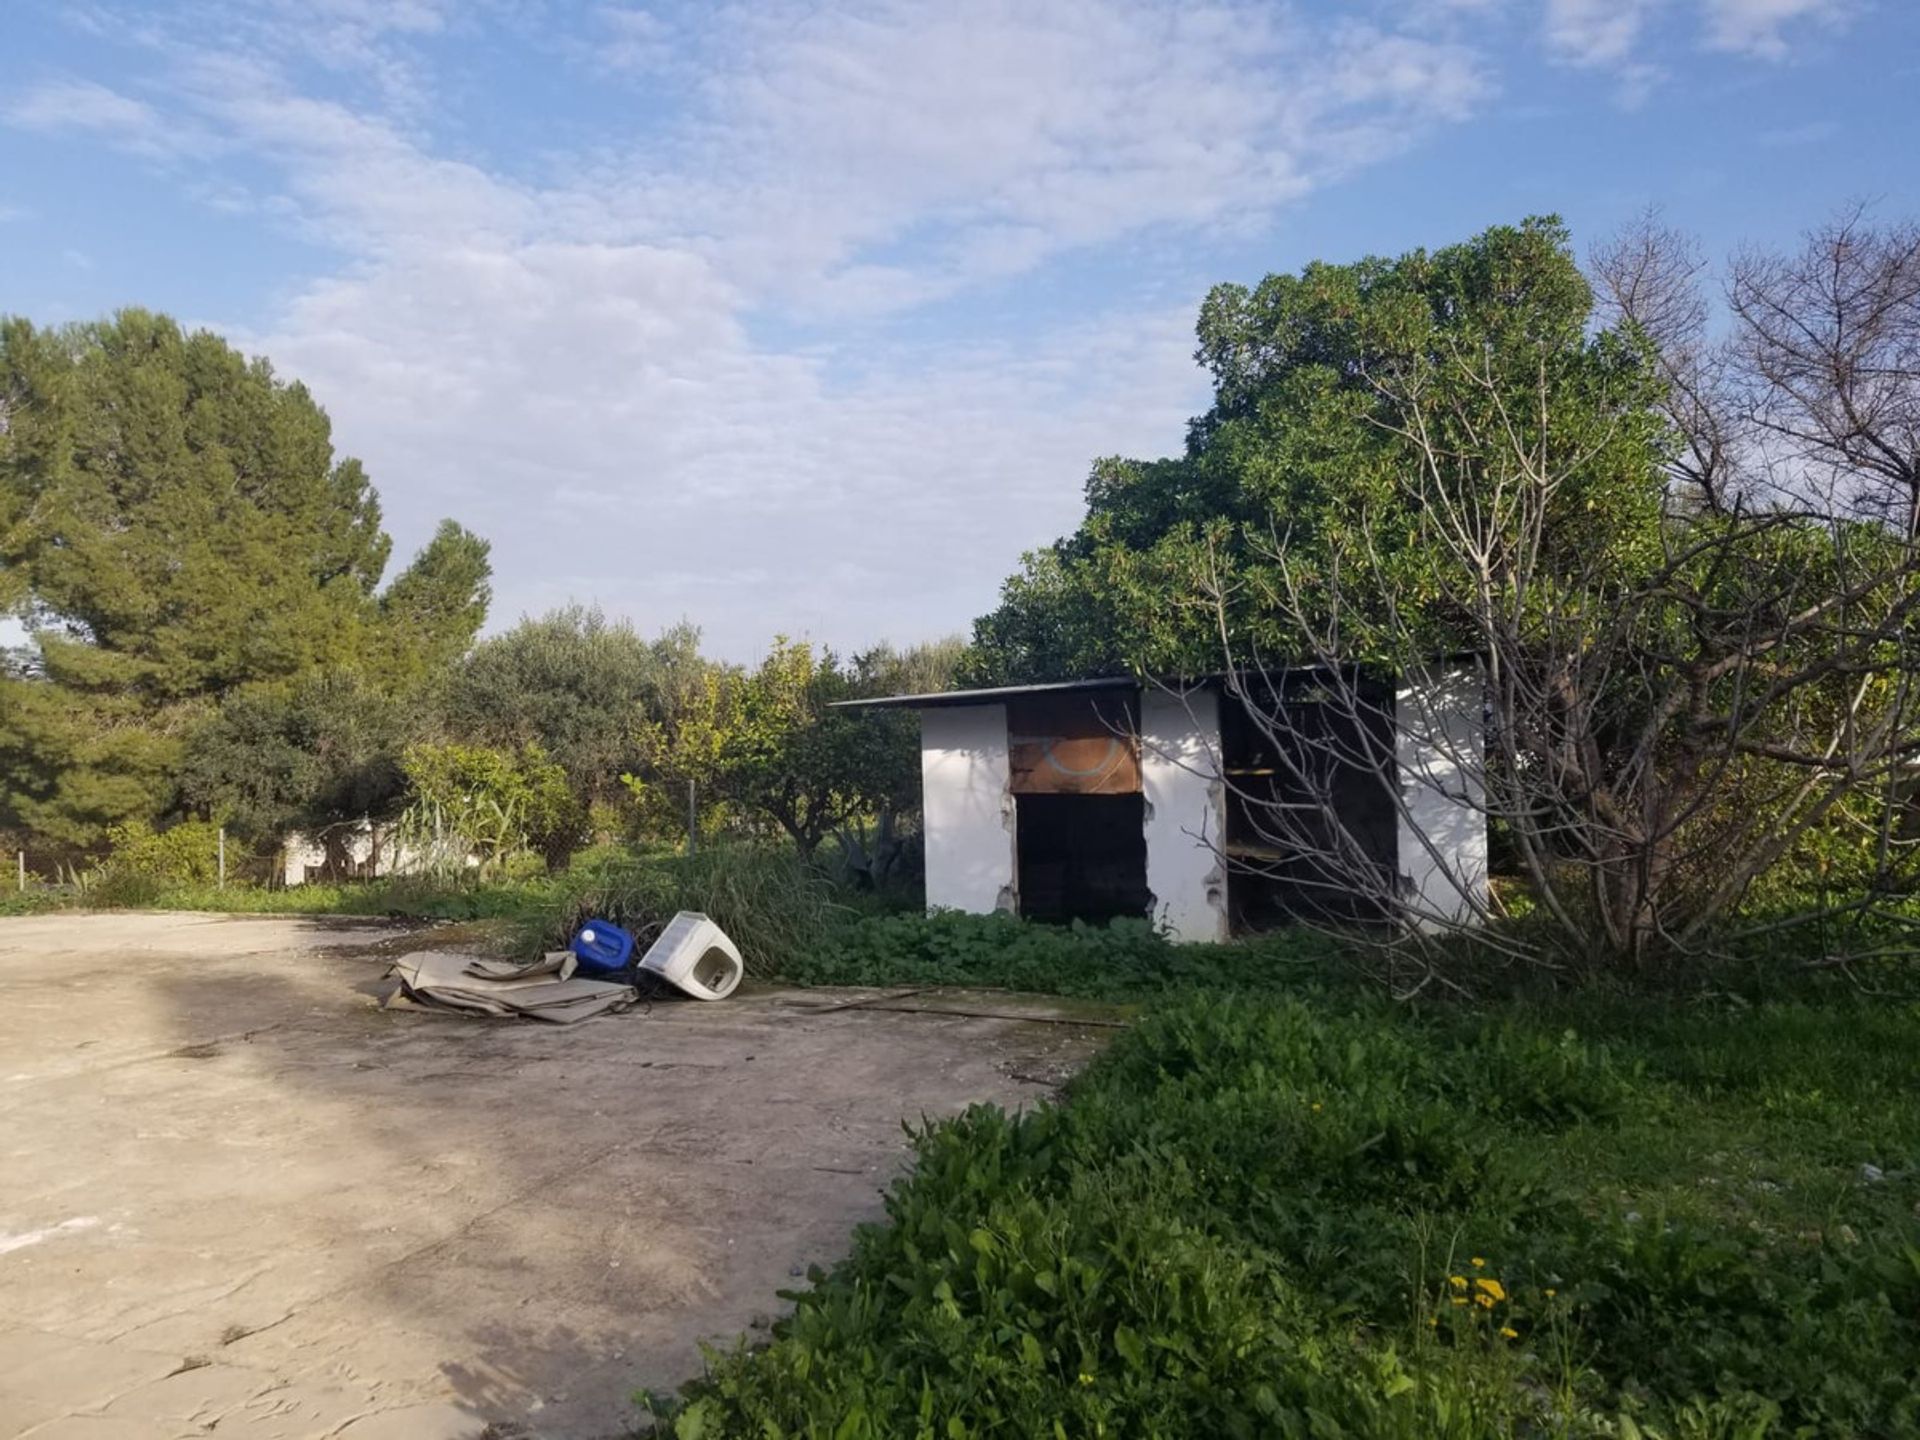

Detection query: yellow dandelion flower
xmin=1078 ymin=1372 xmax=1095 ymax=1386
xmin=1500 ymin=1326 xmax=1519 ymax=1340
xmin=1448 ymin=1276 xmax=1467 ymax=1291
xmin=1310 ymin=1102 xmax=1322 ymax=1112
xmin=1450 ymin=1297 xmax=1468 ymax=1307
xmin=1544 ymin=1287 xmax=1557 ymax=1298
xmin=1426 ymin=1316 xmax=1439 ymax=1327
xmin=1470 ymin=1257 xmax=1486 ymax=1269
xmin=1475 ymin=1293 xmax=1495 ymax=1309
xmin=1474 ymin=1278 xmax=1506 ymax=1302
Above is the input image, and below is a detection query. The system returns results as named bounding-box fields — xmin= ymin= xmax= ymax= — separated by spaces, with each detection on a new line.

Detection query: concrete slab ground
xmin=0 ymin=913 xmax=1111 ymax=1439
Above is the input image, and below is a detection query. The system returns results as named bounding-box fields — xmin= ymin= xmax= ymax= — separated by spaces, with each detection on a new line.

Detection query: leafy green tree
xmin=963 ymin=541 xmax=1128 ymax=684
xmin=0 ymin=310 xmax=390 ymax=696
xmin=445 ymin=606 xmax=702 ymax=846
xmin=855 ymin=635 xmax=971 ymax=698
xmin=0 ymin=659 xmax=181 ymax=852
xmin=0 ymin=351 xmax=27 ymax=615
xmin=635 ymin=638 xmax=937 ymax=857
xmin=177 ymin=670 xmax=418 ymax=851
xmin=968 ymin=219 xmax=1663 ymax=683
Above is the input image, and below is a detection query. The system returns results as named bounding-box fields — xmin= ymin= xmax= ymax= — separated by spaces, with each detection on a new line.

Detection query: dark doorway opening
xmin=1220 ymin=680 xmax=1397 ymax=930
xmin=1015 ymin=793 xmax=1150 ymax=925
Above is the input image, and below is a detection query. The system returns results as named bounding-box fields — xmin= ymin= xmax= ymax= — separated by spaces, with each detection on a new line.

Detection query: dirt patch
xmin=0 ymin=913 xmax=1110 ymax=1439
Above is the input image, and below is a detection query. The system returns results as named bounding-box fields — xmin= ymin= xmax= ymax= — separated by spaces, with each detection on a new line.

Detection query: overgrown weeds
xmin=2 ymin=842 xmax=855 ymax=974
xmin=785 ymin=909 xmax=1340 ymax=997
xmin=665 ymin=990 xmax=1920 ymax=1438
xmin=540 ymin=845 xmax=846 ymax=976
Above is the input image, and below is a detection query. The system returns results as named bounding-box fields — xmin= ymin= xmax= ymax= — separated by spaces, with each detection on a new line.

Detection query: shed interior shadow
xmin=1015 ymin=792 xmax=1150 ymax=925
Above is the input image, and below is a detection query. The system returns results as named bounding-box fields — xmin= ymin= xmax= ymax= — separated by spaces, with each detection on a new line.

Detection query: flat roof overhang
xmin=829 ymin=656 xmax=1482 ymax=713
xmin=829 ymin=675 xmax=1143 ymax=711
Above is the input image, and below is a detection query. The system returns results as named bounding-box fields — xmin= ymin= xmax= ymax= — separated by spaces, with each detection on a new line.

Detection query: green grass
xmin=0 ymin=844 xmax=858 ymax=975
xmin=663 ymin=944 xmax=1920 ymax=1438
xmin=16 ymin=858 xmax=1918 ymax=1433
xmin=784 ymin=909 xmax=1344 ymax=999
xmin=0 ymin=872 xmax=570 ymax=923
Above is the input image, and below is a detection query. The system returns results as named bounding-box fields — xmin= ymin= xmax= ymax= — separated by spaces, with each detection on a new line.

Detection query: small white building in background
xmin=280 ymin=822 xmax=428 ymax=887
xmin=839 ymin=671 xmax=1486 ymax=943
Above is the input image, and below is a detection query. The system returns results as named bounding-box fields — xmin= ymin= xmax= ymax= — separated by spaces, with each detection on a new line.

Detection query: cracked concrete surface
xmin=0 ymin=913 xmax=1110 ymax=1439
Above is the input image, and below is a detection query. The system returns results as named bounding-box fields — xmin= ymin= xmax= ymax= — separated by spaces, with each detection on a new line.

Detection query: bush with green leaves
xmin=666 ymin=991 xmax=1920 ymax=1438
xmin=81 ymin=818 xmax=224 ymax=906
xmin=395 ymin=740 xmax=575 ymax=879
xmin=103 ymin=818 xmax=222 ymax=885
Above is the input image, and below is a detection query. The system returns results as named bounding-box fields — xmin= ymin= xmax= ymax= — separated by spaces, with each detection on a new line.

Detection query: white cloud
xmin=579 ymin=2 xmax=1488 ymax=317
xmin=179 ymin=53 xmax=533 ymax=252
xmin=5 ymin=1 xmax=1500 ymax=655
xmin=84 ymin=0 xmax=457 ymax=115
xmin=591 ymin=5 xmax=678 ymax=75
xmin=1541 ymin=0 xmax=1668 ymax=105
xmin=1540 ymin=0 xmax=1850 ymax=97
xmin=247 ymin=238 xmax=1208 ymax=653
xmin=1544 ymin=0 xmax=1660 ymax=66
xmin=1701 ymin=0 xmax=1847 ymax=58
xmin=2 ymin=80 xmax=187 ymax=159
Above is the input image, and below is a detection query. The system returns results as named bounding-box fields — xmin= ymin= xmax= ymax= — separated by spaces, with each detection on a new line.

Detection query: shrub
xmin=667 ymin=992 xmax=1920 ymax=1438
xmin=94 ymin=818 xmax=224 ymax=898
xmin=397 ymin=739 xmax=577 ymax=878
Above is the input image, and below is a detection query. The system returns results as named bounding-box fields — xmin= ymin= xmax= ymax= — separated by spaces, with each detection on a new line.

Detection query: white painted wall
xmin=919 ymin=704 xmax=1017 ymax=915
xmin=281 ymin=823 xmax=436 ymax=886
xmin=283 ymin=825 xmax=379 ymax=886
xmin=1395 ymin=666 xmax=1488 ymax=928
xmin=1141 ymin=687 xmax=1229 ymax=943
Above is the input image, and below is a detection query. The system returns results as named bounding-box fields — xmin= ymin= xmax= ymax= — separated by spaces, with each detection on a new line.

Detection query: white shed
xmin=839 ymin=670 xmax=1486 ymax=943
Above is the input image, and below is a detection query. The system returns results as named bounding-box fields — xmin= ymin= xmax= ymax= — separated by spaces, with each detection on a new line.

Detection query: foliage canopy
xmin=0 ymin=309 xmax=490 ymax=851
xmin=968 ymin=219 xmax=1666 ymax=682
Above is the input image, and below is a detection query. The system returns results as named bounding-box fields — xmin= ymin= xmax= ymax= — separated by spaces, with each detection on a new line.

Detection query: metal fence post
xmin=16 ymin=850 xmax=23 ymax=893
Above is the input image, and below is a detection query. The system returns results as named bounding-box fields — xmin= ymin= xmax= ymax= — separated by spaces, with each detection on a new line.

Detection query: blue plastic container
xmin=570 ymin=918 xmax=635 ymax=975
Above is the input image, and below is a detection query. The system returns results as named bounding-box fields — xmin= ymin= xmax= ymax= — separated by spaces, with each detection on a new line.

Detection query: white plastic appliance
xmin=637 ymin=911 xmax=745 ymax=1000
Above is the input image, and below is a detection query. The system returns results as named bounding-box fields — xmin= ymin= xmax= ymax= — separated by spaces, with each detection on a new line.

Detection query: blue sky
xmin=3 ymin=0 xmax=1916 ymax=658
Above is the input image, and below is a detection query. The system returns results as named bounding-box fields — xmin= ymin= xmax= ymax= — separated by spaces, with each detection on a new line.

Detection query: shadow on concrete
xmin=100 ymin=921 xmax=1107 ymax=1438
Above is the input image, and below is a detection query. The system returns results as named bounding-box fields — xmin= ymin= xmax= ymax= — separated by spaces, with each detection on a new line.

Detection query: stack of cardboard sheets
xmin=384 ymin=949 xmax=637 ymax=1024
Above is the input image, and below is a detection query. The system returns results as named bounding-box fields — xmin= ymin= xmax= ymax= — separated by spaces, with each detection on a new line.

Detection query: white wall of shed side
xmin=1140 ymin=688 xmax=1228 ymax=943
xmin=920 ymin=704 xmax=1017 ymax=915
xmin=1394 ymin=666 xmax=1488 ymax=928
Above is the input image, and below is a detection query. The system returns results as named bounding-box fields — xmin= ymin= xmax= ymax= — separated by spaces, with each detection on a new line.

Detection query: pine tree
xmin=0 ymin=310 xmax=488 ymax=852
